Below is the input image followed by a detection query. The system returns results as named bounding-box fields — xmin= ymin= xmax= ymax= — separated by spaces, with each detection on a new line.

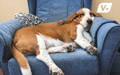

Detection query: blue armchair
xmin=0 ymin=0 xmax=120 ymax=75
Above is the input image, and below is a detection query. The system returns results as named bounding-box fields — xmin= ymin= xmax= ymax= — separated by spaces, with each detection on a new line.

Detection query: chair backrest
xmin=28 ymin=0 xmax=92 ymax=22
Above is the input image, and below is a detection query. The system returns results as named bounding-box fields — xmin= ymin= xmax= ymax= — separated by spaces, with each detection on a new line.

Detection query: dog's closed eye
xmin=80 ymin=13 xmax=85 ymax=16
xmin=90 ymin=12 xmax=95 ymax=17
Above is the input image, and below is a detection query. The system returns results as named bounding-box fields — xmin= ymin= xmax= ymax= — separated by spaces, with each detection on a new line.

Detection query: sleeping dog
xmin=12 ymin=8 xmax=101 ymax=75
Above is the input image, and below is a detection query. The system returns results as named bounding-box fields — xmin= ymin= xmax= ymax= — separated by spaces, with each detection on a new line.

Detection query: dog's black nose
xmin=87 ymin=19 xmax=93 ymax=25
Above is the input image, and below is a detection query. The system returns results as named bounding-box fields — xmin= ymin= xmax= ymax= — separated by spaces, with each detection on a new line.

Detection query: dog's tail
xmin=12 ymin=45 xmax=32 ymax=75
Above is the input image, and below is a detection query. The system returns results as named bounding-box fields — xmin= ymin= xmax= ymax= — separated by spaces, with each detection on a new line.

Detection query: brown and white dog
xmin=12 ymin=8 xmax=101 ymax=75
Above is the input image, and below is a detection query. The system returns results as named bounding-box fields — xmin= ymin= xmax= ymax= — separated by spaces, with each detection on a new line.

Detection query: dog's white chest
xmin=37 ymin=34 xmax=64 ymax=49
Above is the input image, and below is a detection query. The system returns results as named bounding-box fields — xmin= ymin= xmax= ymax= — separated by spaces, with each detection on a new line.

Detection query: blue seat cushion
xmin=8 ymin=48 xmax=99 ymax=75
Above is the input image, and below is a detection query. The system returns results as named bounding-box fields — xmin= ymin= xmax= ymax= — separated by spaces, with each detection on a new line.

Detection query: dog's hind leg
xmin=47 ymin=43 xmax=76 ymax=54
xmin=36 ymin=35 xmax=64 ymax=75
xmin=12 ymin=46 xmax=32 ymax=75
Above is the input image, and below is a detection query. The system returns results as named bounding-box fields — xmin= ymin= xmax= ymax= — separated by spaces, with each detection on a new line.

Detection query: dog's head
xmin=63 ymin=8 xmax=102 ymax=29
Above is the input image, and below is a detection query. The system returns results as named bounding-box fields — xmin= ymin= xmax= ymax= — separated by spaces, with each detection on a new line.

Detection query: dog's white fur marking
xmin=80 ymin=8 xmax=94 ymax=27
xmin=74 ymin=8 xmax=95 ymax=49
xmin=36 ymin=34 xmax=75 ymax=53
xmin=21 ymin=67 xmax=32 ymax=75
xmin=83 ymin=31 xmax=92 ymax=43
xmin=47 ymin=43 xmax=76 ymax=53
xmin=38 ymin=34 xmax=64 ymax=48
xmin=47 ymin=45 xmax=68 ymax=53
xmin=74 ymin=25 xmax=92 ymax=49
xmin=36 ymin=35 xmax=64 ymax=75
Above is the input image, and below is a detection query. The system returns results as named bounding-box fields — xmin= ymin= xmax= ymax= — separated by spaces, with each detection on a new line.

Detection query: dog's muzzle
xmin=85 ymin=19 xmax=93 ymax=32
xmin=87 ymin=19 xmax=93 ymax=25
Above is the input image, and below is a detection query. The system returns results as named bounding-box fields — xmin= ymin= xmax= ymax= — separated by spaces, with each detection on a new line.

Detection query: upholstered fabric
xmin=27 ymin=0 xmax=36 ymax=15
xmin=0 ymin=17 xmax=119 ymax=75
xmin=8 ymin=49 xmax=99 ymax=75
xmin=0 ymin=0 xmax=120 ymax=75
xmin=28 ymin=0 xmax=92 ymax=22
xmin=0 ymin=19 xmax=22 ymax=62
xmin=90 ymin=17 xmax=120 ymax=75
xmin=111 ymin=52 xmax=120 ymax=75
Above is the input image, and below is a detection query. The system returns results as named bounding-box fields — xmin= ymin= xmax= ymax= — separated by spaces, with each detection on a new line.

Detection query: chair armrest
xmin=0 ymin=14 xmax=46 ymax=63
xmin=0 ymin=38 xmax=4 ymax=63
xmin=0 ymin=19 xmax=25 ymax=63
xmin=90 ymin=17 xmax=120 ymax=75
xmin=99 ymin=26 xmax=120 ymax=75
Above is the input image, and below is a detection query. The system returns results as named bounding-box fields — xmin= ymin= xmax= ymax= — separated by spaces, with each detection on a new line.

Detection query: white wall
xmin=0 ymin=0 xmax=28 ymax=22
xmin=0 ymin=0 xmax=120 ymax=23
xmin=92 ymin=0 xmax=120 ymax=23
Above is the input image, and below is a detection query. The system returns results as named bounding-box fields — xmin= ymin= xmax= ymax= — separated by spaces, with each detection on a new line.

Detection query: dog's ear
xmin=65 ymin=12 xmax=79 ymax=23
xmin=57 ymin=12 xmax=79 ymax=25
xmin=57 ymin=20 xmax=67 ymax=25
xmin=91 ymin=11 xmax=102 ymax=17
xmin=68 ymin=12 xmax=79 ymax=20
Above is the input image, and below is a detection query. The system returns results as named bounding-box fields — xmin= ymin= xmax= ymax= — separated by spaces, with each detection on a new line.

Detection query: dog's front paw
xmin=86 ymin=46 xmax=99 ymax=55
xmin=50 ymin=67 xmax=64 ymax=75
xmin=65 ymin=44 xmax=75 ymax=52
